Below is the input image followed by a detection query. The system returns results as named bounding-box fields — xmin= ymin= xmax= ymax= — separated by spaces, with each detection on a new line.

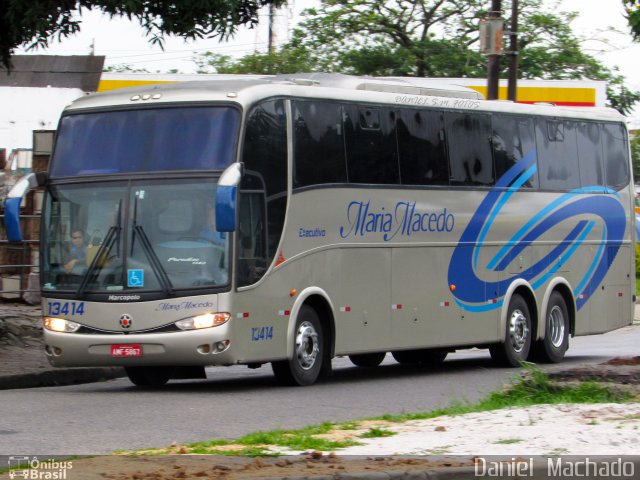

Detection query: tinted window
xmin=446 ymin=112 xmax=494 ymax=185
xmin=293 ymin=101 xmax=347 ymax=187
xmin=52 ymin=107 xmax=240 ymax=177
xmin=396 ymin=109 xmax=449 ymax=185
xmin=492 ymin=114 xmax=537 ymax=188
xmin=577 ymin=122 xmax=604 ymax=187
xmin=536 ymin=119 xmax=580 ymax=190
xmin=343 ymin=105 xmax=399 ymax=184
xmin=242 ymin=100 xmax=288 ymax=263
xmin=603 ymin=123 xmax=629 ymax=189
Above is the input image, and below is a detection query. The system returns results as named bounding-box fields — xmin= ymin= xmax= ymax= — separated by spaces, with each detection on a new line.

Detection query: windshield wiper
xmin=130 ymin=192 xmax=174 ymax=296
xmin=76 ymin=199 xmax=123 ymax=299
xmin=76 ymin=228 xmax=119 ymax=298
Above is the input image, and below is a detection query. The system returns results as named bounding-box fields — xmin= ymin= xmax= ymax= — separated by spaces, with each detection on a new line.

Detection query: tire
xmin=490 ymin=294 xmax=532 ymax=367
xmin=392 ymin=350 xmax=422 ymax=364
xmin=419 ymin=349 xmax=448 ymax=364
xmin=531 ymin=291 xmax=569 ymax=363
xmin=349 ymin=352 xmax=386 ymax=367
xmin=125 ymin=366 xmax=173 ymax=387
xmin=272 ymin=305 xmax=324 ymax=386
xmin=392 ymin=349 xmax=448 ymax=365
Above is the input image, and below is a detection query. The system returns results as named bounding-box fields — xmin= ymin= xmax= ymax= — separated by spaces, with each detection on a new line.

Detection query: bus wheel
xmin=125 ymin=366 xmax=173 ymax=387
xmin=349 ymin=352 xmax=386 ymax=367
xmin=392 ymin=349 xmax=447 ymax=365
xmin=490 ymin=294 xmax=532 ymax=367
xmin=391 ymin=350 xmax=421 ymax=364
xmin=531 ymin=291 xmax=569 ymax=363
xmin=419 ymin=349 xmax=448 ymax=364
xmin=272 ymin=305 xmax=324 ymax=386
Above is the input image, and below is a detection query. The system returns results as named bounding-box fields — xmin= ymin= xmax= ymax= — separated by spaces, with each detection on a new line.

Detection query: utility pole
xmin=268 ymin=4 xmax=276 ymax=54
xmin=507 ymin=0 xmax=519 ymax=102
xmin=486 ymin=0 xmax=502 ymax=100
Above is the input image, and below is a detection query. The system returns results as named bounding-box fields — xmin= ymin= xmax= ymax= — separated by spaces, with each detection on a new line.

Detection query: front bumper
xmin=43 ymin=324 xmax=236 ymax=367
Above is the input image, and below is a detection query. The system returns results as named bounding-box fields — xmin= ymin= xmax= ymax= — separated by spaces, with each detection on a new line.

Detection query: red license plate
xmin=111 ymin=344 xmax=143 ymax=357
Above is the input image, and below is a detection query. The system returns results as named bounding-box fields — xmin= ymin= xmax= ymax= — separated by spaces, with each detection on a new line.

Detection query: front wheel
xmin=490 ymin=294 xmax=532 ymax=367
xmin=272 ymin=306 xmax=324 ymax=386
xmin=531 ymin=291 xmax=569 ymax=363
xmin=125 ymin=366 xmax=174 ymax=387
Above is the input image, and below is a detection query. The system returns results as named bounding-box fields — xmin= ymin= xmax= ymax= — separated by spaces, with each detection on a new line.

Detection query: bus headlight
xmin=175 ymin=312 xmax=230 ymax=331
xmin=43 ymin=317 xmax=81 ymax=333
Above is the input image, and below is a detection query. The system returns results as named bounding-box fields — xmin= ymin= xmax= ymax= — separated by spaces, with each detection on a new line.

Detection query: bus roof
xmin=66 ymin=73 xmax=626 ymax=123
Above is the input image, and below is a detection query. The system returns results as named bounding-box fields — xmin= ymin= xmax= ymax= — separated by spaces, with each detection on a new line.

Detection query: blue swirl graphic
xmin=448 ymin=150 xmax=627 ymax=312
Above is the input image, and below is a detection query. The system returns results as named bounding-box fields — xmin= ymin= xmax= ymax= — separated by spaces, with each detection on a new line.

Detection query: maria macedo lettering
xmin=339 ymin=200 xmax=455 ymax=241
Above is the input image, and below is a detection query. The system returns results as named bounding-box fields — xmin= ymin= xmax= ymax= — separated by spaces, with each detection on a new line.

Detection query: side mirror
xmin=4 ymin=172 xmax=47 ymax=242
xmin=215 ymin=163 xmax=243 ymax=232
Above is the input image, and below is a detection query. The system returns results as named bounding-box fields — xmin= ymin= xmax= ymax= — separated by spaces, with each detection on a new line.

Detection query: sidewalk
xmin=0 ymin=301 xmax=123 ymax=389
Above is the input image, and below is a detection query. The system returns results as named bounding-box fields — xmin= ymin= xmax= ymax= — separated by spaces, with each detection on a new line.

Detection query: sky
xmin=14 ymin=0 xmax=640 ymax=127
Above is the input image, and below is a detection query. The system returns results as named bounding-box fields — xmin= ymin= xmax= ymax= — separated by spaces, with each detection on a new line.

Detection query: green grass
xmin=372 ymin=365 xmax=632 ymax=424
xmin=493 ymin=438 xmax=524 ymax=444
xmin=142 ymin=421 xmax=363 ymax=456
xmin=126 ymin=366 xmax=633 ymax=457
xmin=358 ymin=427 xmax=397 ymax=438
xmin=636 ymin=276 xmax=640 ymax=295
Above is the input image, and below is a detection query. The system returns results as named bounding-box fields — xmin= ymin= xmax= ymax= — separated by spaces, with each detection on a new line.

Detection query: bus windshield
xmin=41 ymin=179 xmax=230 ymax=294
xmin=50 ymin=107 xmax=240 ymax=177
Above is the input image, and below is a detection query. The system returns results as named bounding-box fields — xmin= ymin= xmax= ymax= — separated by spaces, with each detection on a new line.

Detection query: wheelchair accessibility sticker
xmin=127 ymin=269 xmax=144 ymax=288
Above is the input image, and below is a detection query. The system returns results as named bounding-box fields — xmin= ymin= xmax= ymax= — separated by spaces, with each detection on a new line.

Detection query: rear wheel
xmin=349 ymin=352 xmax=386 ymax=367
xmin=531 ymin=291 xmax=569 ymax=363
xmin=125 ymin=366 xmax=173 ymax=387
xmin=272 ymin=305 xmax=324 ymax=386
xmin=490 ymin=294 xmax=532 ymax=367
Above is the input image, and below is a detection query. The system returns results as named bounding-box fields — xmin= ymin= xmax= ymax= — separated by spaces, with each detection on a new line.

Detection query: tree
xmin=632 ymin=130 xmax=640 ymax=182
xmin=196 ymin=0 xmax=639 ymax=115
xmin=0 ymin=0 xmax=283 ymax=70
xmin=624 ymin=0 xmax=640 ymax=40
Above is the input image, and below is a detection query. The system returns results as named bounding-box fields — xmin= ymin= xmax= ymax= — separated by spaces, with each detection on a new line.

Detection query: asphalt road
xmin=1 ymin=324 xmax=638 ymax=456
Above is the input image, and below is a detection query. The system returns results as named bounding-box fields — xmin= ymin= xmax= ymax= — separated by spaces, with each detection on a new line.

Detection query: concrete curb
xmin=0 ymin=367 xmax=124 ymax=390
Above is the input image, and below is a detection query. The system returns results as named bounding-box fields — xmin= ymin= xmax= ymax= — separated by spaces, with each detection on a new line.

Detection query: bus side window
xmin=242 ymin=100 xmax=287 ymax=277
xmin=577 ymin=122 xmax=605 ymax=188
xmin=492 ymin=114 xmax=537 ymax=188
xmin=536 ymin=119 xmax=580 ymax=191
xmin=237 ymin=186 xmax=268 ymax=288
xmin=343 ymin=105 xmax=399 ymax=185
xmin=396 ymin=109 xmax=449 ymax=186
xmin=446 ymin=112 xmax=494 ymax=186
xmin=603 ymin=123 xmax=630 ymax=190
xmin=293 ymin=100 xmax=347 ymax=188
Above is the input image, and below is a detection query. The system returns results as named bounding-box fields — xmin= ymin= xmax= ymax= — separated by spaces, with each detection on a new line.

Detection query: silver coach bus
xmin=5 ymin=74 xmax=635 ymax=387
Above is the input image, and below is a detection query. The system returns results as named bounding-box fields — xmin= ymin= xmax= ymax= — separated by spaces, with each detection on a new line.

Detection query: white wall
xmin=0 ymin=87 xmax=84 ymax=153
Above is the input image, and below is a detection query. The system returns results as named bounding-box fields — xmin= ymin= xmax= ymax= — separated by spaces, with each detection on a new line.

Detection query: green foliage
xmin=196 ymin=0 xmax=639 ymax=114
xmin=358 ymin=427 xmax=397 ymax=438
xmin=373 ymin=366 xmax=632 ymax=424
xmin=635 ymin=242 xmax=640 ymax=277
xmin=0 ymin=0 xmax=284 ymax=71
xmin=624 ymin=0 xmax=640 ymax=40
xmin=632 ymin=131 xmax=640 ymax=182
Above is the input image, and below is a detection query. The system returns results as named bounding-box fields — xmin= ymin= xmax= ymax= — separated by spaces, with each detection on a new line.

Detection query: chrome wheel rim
xmin=295 ymin=321 xmax=319 ymax=370
xmin=509 ymin=309 xmax=529 ymax=353
xmin=548 ymin=305 xmax=565 ymax=348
